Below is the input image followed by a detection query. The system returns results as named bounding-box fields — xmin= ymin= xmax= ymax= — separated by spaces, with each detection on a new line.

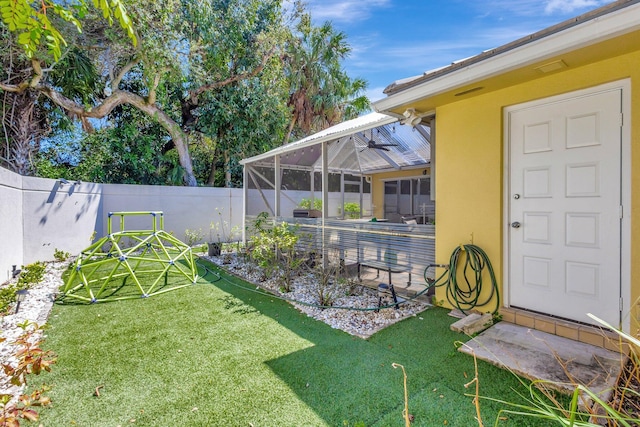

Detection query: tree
xmin=1 ymin=0 xmax=285 ymax=186
xmin=197 ymin=75 xmax=289 ymax=186
xmin=1 ymin=0 xmax=369 ymax=186
xmin=283 ymin=14 xmax=370 ymax=144
xmin=0 ymin=0 xmax=135 ymax=175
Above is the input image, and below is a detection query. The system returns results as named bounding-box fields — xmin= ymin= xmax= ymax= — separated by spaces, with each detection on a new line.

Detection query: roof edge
xmin=374 ymin=0 xmax=640 ymax=111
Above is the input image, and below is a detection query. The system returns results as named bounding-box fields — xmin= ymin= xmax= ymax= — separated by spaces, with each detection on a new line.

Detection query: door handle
xmin=511 ymin=222 xmax=521 ymax=228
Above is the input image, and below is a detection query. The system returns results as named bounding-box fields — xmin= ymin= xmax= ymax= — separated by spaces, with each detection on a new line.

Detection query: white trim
xmin=620 ymin=79 xmax=632 ymax=334
xmin=374 ymin=3 xmax=640 ymax=112
xmin=502 ymin=79 xmax=631 ymax=332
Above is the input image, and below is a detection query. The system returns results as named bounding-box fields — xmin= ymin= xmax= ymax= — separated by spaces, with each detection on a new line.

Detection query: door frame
xmin=502 ymin=79 xmax=631 ymax=332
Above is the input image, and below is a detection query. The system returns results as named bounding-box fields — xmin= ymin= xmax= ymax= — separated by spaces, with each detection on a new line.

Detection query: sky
xmin=303 ymin=0 xmax=617 ymax=103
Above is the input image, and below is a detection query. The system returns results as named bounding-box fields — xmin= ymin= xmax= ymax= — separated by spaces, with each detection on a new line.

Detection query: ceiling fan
xmin=359 ymin=129 xmax=398 ymax=152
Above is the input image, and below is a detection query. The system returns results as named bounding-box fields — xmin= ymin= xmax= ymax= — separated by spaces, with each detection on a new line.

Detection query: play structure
xmin=61 ymin=211 xmax=198 ymax=303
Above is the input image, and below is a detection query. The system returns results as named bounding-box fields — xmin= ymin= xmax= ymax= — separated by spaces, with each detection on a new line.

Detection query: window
xmin=384 ymin=178 xmax=433 ymax=218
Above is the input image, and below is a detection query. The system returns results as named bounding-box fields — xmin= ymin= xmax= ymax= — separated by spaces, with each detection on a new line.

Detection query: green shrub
xmin=53 ymin=248 xmax=70 ymax=262
xmin=0 ymin=285 xmax=20 ymax=314
xmin=184 ymin=228 xmax=205 ymax=246
xmin=249 ymin=221 xmax=302 ymax=291
xmin=18 ymin=261 xmax=46 ymax=288
xmin=299 ymin=198 xmax=322 ymax=210
xmin=0 ymin=261 xmax=47 ymax=313
xmin=343 ymin=202 xmax=360 ymax=219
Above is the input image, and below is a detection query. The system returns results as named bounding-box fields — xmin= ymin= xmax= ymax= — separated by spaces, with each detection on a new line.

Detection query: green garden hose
xmin=423 ymin=244 xmax=499 ymax=314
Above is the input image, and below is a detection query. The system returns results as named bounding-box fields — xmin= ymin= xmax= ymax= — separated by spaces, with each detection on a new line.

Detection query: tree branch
xmin=29 ymin=59 xmax=43 ymax=88
xmin=188 ymin=45 xmax=277 ymax=104
xmin=112 ymin=57 xmax=140 ymax=90
xmin=147 ymin=71 xmax=164 ymax=105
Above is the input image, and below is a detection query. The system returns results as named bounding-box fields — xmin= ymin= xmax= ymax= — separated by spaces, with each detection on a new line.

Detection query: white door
xmin=507 ymin=88 xmax=622 ymax=327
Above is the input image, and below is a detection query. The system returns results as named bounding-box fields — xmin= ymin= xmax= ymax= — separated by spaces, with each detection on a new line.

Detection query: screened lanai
xmin=240 ymin=111 xmax=437 ymax=286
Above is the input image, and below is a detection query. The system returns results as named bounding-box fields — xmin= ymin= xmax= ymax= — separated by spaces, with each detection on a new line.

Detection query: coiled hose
xmin=423 ymin=244 xmax=499 ymax=314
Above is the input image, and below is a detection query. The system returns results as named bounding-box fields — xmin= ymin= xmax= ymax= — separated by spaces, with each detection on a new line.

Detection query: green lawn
xmin=36 ymin=261 xmax=554 ymax=426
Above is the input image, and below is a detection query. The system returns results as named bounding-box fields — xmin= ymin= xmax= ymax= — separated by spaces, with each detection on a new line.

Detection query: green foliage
xmin=343 ymin=202 xmax=360 ymax=219
xmin=0 ymin=261 xmax=48 ymax=313
xmin=0 ymin=286 xmax=19 ymax=314
xmin=184 ymin=228 xmax=205 ymax=247
xmin=49 ymin=48 xmax=100 ymax=105
xmin=298 ymin=198 xmax=322 ymax=210
xmin=17 ymin=261 xmax=46 ymax=288
xmin=0 ymin=0 xmax=136 ymax=61
xmin=249 ymin=220 xmax=301 ymax=289
xmin=283 ymin=15 xmax=370 ymax=143
xmin=36 ymin=112 xmax=179 ymax=185
xmin=53 ymin=248 xmax=70 ymax=262
xmin=5 ymin=0 xmax=368 ymax=187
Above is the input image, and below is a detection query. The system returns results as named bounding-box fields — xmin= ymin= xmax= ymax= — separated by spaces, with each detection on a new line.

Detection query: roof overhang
xmin=373 ymin=0 xmax=640 ymax=114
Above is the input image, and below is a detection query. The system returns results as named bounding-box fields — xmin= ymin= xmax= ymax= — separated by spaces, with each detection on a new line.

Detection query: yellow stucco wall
xmin=370 ymin=168 xmax=430 ymax=219
xmin=434 ymin=49 xmax=640 ymax=324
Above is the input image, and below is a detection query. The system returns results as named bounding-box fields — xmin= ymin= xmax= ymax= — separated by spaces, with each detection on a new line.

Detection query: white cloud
xmin=366 ymin=86 xmax=387 ymax=103
xmin=474 ymin=0 xmax=610 ymax=17
xmin=544 ymin=0 xmax=606 ymax=14
xmin=305 ymin=0 xmax=391 ymax=23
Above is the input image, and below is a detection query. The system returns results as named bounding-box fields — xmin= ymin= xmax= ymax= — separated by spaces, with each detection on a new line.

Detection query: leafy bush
xmin=299 ymin=198 xmax=322 ymax=210
xmin=344 ymin=202 xmax=360 ymax=219
xmin=249 ymin=221 xmax=302 ymax=291
xmin=53 ymin=248 xmax=70 ymax=262
xmin=0 ymin=262 xmax=47 ymax=314
xmin=0 ymin=286 xmax=20 ymax=315
xmin=184 ymin=228 xmax=205 ymax=247
xmin=17 ymin=262 xmax=46 ymax=288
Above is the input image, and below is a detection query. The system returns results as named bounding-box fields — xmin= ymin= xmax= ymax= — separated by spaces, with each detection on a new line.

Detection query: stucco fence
xmin=0 ymin=167 xmax=368 ymax=283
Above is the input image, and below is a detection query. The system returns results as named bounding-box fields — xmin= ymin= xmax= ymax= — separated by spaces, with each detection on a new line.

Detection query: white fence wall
xmin=1 ymin=167 xmax=365 ymax=283
xmin=0 ymin=168 xmax=243 ymax=282
xmin=0 ymin=168 xmax=25 ymax=281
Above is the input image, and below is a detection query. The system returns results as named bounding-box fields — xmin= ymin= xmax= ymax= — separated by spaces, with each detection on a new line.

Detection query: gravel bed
xmin=204 ymin=253 xmax=430 ymax=338
xmin=0 ymin=261 xmax=67 ymax=403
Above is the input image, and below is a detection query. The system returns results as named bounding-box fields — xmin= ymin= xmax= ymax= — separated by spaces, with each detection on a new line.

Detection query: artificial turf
xmin=34 ymin=261 xmax=556 ymax=426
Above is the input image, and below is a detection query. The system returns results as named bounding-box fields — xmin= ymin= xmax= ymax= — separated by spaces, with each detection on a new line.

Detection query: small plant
xmin=184 ymin=228 xmax=205 ymax=247
xmin=210 ymin=208 xmax=240 ymax=244
xmin=250 ymin=221 xmax=302 ymax=290
xmin=208 ymin=208 xmax=241 ymax=257
xmin=298 ymin=198 xmax=321 ymax=210
xmin=0 ymin=321 xmax=56 ymax=426
xmin=343 ymin=202 xmax=360 ymax=219
xmin=312 ymin=251 xmax=342 ymax=307
xmin=53 ymin=248 xmax=70 ymax=262
xmin=340 ymin=276 xmax=362 ymax=296
xmin=0 ymin=286 xmax=19 ymax=315
xmin=17 ymin=262 xmax=46 ymax=288
xmin=0 ymin=262 xmax=47 ymax=314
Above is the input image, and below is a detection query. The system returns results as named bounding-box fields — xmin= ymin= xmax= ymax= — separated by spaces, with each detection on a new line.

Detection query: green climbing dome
xmin=62 ymin=211 xmax=198 ymax=303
